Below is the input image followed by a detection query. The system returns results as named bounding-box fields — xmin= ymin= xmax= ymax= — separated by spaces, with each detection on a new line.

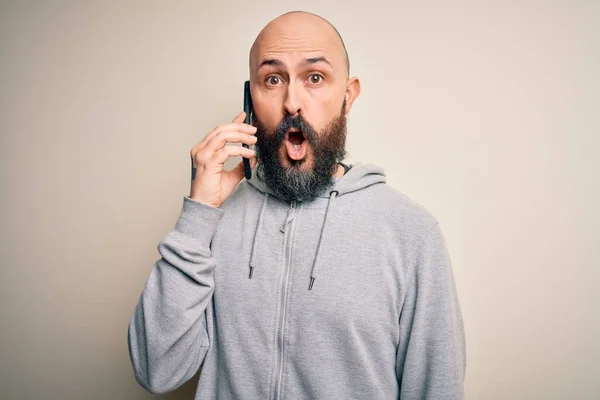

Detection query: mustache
xmin=271 ymin=115 xmax=318 ymax=144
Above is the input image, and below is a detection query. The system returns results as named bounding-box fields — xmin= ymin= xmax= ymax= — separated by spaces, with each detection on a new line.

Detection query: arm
xmin=396 ymin=223 xmax=466 ymax=399
xmin=127 ymin=197 xmax=224 ymax=394
xmin=127 ymin=111 xmax=255 ymax=393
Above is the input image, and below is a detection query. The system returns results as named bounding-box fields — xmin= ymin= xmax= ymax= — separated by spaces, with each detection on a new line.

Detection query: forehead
xmin=251 ymin=18 xmax=345 ymax=72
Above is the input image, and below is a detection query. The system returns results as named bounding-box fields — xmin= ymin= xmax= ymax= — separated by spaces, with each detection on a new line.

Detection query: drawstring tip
xmin=249 ymin=267 xmax=254 ymax=279
xmin=308 ymin=277 xmax=315 ymax=290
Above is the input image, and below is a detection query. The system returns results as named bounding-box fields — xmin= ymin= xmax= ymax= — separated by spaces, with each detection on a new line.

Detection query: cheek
xmin=253 ymin=93 xmax=282 ymax=130
xmin=305 ymin=97 xmax=340 ymax=132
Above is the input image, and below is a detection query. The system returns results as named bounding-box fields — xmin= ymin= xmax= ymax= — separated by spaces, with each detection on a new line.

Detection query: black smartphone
xmin=242 ymin=80 xmax=253 ymax=180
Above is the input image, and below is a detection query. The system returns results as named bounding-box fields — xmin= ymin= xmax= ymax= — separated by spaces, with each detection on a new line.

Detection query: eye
xmin=266 ymin=76 xmax=282 ymax=85
xmin=308 ymin=74 xmax=324 ymax=84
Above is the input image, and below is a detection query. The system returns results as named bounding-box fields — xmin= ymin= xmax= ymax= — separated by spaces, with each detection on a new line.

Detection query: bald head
xmin=250 ymin=11 xmax=350 ymax=76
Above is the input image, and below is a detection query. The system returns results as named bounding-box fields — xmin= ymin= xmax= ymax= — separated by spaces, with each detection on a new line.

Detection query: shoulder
xmin=356 ymin=181 xmax=439 ymax=232
xmin=350 ymin=182 xmax=440 ymax=261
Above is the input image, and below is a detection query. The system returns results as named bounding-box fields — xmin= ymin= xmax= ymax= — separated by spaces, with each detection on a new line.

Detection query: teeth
xmin=293 ymin=144 xmax=301 ymax=149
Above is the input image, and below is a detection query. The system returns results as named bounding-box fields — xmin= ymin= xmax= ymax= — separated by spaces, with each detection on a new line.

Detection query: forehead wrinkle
xmin=260 ymin=33 xmax=333 ymax=52
xmin=260 ymin=49 xmax=333 ymax=60
xmin=254 ymin=41 xmax=341 ymax=74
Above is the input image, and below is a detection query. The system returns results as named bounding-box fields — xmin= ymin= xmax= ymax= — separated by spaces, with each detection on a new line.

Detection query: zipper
xmin=273 ymin=201 xmax=297 ymax=400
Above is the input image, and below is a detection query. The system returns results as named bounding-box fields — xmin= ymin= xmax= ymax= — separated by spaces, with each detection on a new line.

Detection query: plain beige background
xmin=1 ymin=1 xmax=598 ymax=399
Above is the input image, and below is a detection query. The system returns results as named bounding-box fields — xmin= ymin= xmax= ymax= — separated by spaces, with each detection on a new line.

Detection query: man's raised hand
xmin=189 ymin=112 xmax=258 ymax=208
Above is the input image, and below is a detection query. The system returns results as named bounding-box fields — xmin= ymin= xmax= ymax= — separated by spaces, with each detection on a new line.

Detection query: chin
xmin=282 ymin=158 xmax=313 ymax=172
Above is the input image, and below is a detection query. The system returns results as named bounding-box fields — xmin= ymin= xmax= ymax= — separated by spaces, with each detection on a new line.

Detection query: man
xmin=128 ymin=11 xmax=466 ymax=400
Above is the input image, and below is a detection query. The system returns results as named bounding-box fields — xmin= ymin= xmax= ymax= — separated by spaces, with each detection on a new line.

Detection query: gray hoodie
xmin=128 ymin=163 xmax=466 ymax=399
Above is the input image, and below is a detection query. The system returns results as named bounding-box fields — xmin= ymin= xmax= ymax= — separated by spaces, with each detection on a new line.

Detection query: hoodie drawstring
xmin=308 ymin=190 xmax=338 ymax=290
xmin=248 ymin=190 xmax=338 ymax=290
xmin=248 ymin=193 xmax=269 ymax=279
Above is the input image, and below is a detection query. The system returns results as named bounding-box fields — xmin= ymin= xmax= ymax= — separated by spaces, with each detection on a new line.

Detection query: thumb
xmin=231 ymin=156 xmax=258 ymax=181
xmin=230 ymin=159 xmax=247 ymax=180
xmin=249 ymin=155 xmax=258 ymax=170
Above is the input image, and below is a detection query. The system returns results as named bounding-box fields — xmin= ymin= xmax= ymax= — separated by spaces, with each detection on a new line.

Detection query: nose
xmin=283 ymin=83 xmax=301 ymax=117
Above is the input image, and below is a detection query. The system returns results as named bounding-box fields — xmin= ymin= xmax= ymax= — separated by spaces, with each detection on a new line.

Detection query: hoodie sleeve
xmin=396 ymin=222 xmax=466 ymax=399
xmin=128 ymin=196 xmax=224 ymax=394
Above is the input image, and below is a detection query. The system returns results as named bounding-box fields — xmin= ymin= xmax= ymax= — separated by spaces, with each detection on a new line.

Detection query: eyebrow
xmin=301 ymin=57 xmax=333 ymax=69
xmin=257 ymin=56 xmax=333 ymax=71
xmin=258 ymin=59 xmax=285 ymax=69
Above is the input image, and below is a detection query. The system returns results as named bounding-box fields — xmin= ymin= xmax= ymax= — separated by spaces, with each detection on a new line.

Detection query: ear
xmin=343 ymin=77 xmax=361 ymax=115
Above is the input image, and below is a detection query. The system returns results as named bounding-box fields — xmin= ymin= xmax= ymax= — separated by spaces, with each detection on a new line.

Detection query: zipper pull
xmin=280 ymin=201 xmax=297 ymax=233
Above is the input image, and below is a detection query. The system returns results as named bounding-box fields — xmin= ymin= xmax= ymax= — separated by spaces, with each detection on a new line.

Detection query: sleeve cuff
xmin=173 ymin=196 xmax=225 ymax=248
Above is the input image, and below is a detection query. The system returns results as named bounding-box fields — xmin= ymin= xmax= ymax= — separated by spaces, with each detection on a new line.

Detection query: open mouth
xmin=285 ymin=129 xmax=308 ymax=160
xmin=288 ymin=130 xmax=305 ymax=147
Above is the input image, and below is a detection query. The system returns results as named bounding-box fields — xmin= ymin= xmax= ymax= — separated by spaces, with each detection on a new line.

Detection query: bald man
xmin=128 ymin=11 xmax=466 ymax=400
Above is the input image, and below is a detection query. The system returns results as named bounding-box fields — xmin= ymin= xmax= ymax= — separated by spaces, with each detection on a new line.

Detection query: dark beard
xmin=254 ymin=101 xmax=347 ymax=203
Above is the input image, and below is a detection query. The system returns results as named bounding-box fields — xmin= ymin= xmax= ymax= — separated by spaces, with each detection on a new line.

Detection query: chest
xmin=211 ymin=201 xmax=409 ymax=346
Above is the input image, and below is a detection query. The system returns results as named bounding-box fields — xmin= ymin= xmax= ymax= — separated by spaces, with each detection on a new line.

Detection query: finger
xmin=216 ymin=122 xmax=257 ymax=135
xmin=232 ymin=111 xmax=246 ymax=123
xmin=193 ymin=124 xmax=257 ymax=158
xmin=200 ymin=122 xmax=257 ymax=148
xmin=212 ymin=145 xmax=255 ymax=165
xmin=204 ymin=130 xmax=258 ymax=153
